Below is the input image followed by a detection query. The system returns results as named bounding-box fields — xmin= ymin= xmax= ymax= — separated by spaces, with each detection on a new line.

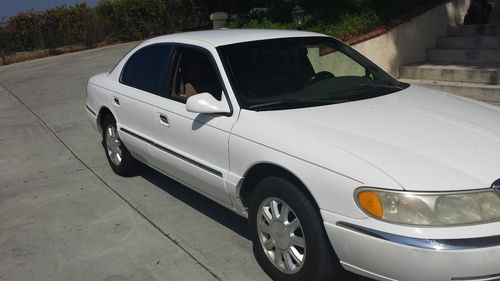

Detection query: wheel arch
xmin=240 ymin=162 xmax=342 ymax=268
xmin=97 ymin=106 xmax=114 ymax=133
xmin=239 ymin=162 xmax=321 ymax=213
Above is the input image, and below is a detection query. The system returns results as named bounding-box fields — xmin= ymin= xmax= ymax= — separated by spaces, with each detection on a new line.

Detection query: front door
xmin=147 ymin=45 xmax=237 ymax=205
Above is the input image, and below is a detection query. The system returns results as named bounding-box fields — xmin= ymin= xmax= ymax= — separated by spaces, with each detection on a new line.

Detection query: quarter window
xmin=121 ymin=45 xmax=173 ymax=94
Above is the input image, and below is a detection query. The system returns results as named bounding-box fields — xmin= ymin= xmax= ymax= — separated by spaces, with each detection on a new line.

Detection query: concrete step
xmin=399 ymin=64 xmax=500 ymax=84
xmin=437 ymin=36 xmax=500 ymax=49
xmin=448 ymin=24 xmax=500 ymax=36
xmin=428 ymin=48 xmax=500 ymax=64
xmin=400 ymin=78 xmax=500 ymax=104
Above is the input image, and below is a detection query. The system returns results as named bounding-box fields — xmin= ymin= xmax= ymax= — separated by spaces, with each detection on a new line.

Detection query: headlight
xmin=355 ymin=188 xmax=500 ymax=226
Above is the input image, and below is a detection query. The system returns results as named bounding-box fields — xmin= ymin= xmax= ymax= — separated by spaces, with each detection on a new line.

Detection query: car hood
xmin=236 ymin=85 xmax=500 ymax=191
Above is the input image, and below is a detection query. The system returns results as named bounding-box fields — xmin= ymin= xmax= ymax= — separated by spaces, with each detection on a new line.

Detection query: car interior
xmin=171 ymin=49 xmax=222 ymax=101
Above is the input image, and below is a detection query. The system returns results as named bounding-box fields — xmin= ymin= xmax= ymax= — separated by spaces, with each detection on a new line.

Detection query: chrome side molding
xmin=120 ymin=127 xmax=223 ymax=177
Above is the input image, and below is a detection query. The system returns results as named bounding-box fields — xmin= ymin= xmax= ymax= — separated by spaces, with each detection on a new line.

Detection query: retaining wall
xmin=349 ymin=0 xmax=470 ymax=77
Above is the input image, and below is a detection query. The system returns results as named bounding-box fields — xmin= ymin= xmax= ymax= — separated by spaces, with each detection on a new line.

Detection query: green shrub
xmin=0 ymin=0 xmax=439 ymax=56
xmin=64 ymin=3 xmax=103 ymax=47
xmin=308 ymin=10 xmax=380 ymax=40
xmin=97 ymin=0 xmax=167 ymax=41
xmin=1 ymin=3 xmax=104 ymax=52
xmin=7 ymin=11 xmax=44 ymax=51
xmin=0 ymin=28 xmax=15 ymax=64
xmin=40 ymin=5 xmax=97 ymax=49
xmin=229 ymin=0 xmax=437 ymax=41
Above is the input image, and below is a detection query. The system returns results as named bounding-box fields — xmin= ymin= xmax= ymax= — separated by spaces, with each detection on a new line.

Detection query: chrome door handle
xmin=159 ymin=114 xmax=170 ymax=127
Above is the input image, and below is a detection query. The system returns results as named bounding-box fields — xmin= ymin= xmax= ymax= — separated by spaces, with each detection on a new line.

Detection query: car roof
xmin=145 ymin=29 xmax=328 ymax=47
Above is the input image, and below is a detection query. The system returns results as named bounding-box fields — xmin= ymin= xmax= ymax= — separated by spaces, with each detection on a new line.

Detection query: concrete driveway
xmin=0 ymin=43 xmax=371 ymax=281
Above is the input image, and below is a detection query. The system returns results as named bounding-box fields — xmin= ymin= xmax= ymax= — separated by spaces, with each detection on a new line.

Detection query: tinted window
xmin=121 ymin=45 xmax=172 ymax=94
xmin=170 ymin=48 xmax=222 ymax=102
xmin=218 ymin=37 xmax=408 ymax=110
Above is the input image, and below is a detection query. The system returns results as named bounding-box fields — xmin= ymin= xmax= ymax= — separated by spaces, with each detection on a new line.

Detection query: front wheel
xmin=249 ymin=177 xmax=341 ymax=281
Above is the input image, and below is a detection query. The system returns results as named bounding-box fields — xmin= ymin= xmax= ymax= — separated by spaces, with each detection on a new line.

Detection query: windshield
xmin=218 ymin=36 xmax=408 ymax=111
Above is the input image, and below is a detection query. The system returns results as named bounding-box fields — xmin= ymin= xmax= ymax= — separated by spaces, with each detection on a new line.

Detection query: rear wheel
xmin=249 ymin=176 xmax=341 ymax=281
xmin=102 ymin=115 xmax=141 ymax=177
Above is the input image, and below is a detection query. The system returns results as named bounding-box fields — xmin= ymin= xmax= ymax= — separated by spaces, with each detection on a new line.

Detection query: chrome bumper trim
xmin=337 ymin=221 xmax=500 ymax=250
xmin=451 ymin=272 xmax=500 ymax=281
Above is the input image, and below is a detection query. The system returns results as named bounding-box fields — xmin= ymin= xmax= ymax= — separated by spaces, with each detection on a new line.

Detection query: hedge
xmin=0 ymin=0 xmax=441 ymax=59
xmin=0 ymin=0 xmax=215 ymax=55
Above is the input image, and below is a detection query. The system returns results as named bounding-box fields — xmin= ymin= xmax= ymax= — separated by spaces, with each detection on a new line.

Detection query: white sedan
xmin=86 ymin=29 xmax=500 ymax=281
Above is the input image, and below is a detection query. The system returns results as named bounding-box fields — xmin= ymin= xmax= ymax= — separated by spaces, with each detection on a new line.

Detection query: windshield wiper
xmin=248 ymin=99 xmax=347 ymax=111
xmin=358 ymin=83 xmax=404 ymax=90
xmin=331 ymin=83 xmax=404 ymax=99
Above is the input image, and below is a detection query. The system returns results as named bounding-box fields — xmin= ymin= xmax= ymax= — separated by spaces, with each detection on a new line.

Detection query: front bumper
xmin=323 ymin=210 xmax=500 ymax=281
xmin=85 ymin=104 xmax=99 ymax=131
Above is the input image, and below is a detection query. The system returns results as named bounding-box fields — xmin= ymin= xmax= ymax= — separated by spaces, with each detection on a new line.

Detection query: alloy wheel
xmin=256 ymin=197 xmax=306 ymax=274
xmin=105 ymin=124 xmax=122 ymax=166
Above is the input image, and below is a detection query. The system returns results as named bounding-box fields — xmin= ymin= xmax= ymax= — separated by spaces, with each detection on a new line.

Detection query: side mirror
xmin=186 ymin=92 xmax=231 ymax=114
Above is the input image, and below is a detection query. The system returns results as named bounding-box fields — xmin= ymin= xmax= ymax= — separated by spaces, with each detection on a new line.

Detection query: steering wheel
xmin=306 ymin=71 xmax=335 ymax=86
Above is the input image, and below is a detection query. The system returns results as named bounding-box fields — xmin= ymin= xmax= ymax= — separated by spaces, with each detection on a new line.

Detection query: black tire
xmin=101 ymin=114 xmax=141 ymax=177
xmin=249 ymin=176 xmax=341 ymax=281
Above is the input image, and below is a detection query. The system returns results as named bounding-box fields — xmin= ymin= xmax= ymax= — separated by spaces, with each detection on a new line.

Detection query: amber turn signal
xmin=357 ymin=191 xmax=384 ymax=218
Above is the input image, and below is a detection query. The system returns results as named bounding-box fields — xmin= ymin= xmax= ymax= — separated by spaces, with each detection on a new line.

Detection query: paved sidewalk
xmin=0 ymin=43 xmax=369 ymax=281
xmin=0 ymin=43 xmax=269 ymax=281
xmin=0 ymin=83 xmax=217 ymax=281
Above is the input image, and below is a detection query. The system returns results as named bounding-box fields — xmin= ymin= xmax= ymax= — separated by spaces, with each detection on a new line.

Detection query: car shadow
xmin=191 ymin=113 xmax=217 ymax=131
xmin=140 ymin=167 xmax=374 ymax=281
xmin=140 ymin=167 xmax=251 ymax=239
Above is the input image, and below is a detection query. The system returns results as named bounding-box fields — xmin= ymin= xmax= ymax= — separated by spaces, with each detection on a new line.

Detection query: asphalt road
xmin=0 ymin=43 xmax=372 ymax=281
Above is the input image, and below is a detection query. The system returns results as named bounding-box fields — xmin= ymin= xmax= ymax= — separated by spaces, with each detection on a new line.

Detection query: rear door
xmin=112 ymin=44 xmax=173 ymax=163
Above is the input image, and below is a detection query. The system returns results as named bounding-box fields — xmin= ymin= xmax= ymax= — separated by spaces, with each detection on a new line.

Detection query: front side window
xmin=170 ymin=47 xmax=222 ymax=102
xmin=218 ymin=37 xmax=408 ymax=110
xmin=121 ymin=45 xmax=172 ymax=94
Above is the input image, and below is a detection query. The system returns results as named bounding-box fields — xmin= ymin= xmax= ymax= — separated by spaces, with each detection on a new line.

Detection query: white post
xmin=210 ymin=12 xmax=229 ymax=29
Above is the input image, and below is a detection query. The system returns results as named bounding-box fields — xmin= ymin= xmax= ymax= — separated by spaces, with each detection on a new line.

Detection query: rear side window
xmin=121 ymin=45 xmax=172 ymax=94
